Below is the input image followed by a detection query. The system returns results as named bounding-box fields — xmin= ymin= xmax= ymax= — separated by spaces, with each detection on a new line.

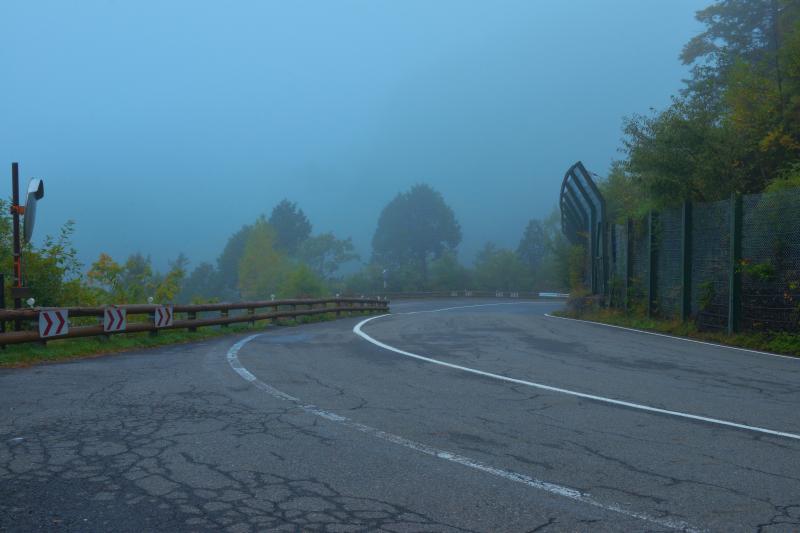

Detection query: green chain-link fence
xmin=603 ymin=191 xmax=800 ymax=334
xmin=741 ymin=190 xmax=800 ymax=331
xmin=690 ymin=199 xmax=730 ymax=331
xmin=655 ymin=207 xmax=683 ymax=318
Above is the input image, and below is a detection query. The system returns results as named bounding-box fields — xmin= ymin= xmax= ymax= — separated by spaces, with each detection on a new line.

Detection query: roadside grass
xmin=553 ymin=307 xmax=800 ymax=358
xmin=0 ymin=311 xmax=365 ymax=368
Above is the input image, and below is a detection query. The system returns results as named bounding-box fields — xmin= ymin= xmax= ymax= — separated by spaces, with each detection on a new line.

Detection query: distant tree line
xmin=1 ymin=184 xmax=575 ymax=307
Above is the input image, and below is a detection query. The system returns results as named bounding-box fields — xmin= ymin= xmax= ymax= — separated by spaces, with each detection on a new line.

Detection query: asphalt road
xmin=2 ymin=298 xmax=799 ymax=532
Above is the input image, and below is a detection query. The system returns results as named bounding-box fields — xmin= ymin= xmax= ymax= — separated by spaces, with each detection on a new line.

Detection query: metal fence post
xmin=602 ymin=222 xmax=610 ymax=304
xmin=647 ymin=211 xmax=657 ymax=318
xmin=728 ymin=193 xmax=743 ymax=334
xmin=625 ymin=218 xmax=633 ymax=312
xmin=681 ymin=201 xmax=692 ymax=322
xmin=188 ymin=310 xmax=197 ymax=332
xmin=0 ymin=273 xmax=5 ymax=345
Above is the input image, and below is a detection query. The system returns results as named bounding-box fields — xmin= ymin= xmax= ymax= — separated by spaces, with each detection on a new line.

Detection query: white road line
xmin=225 ymin=334 xmax=701 ymax=532
xmin=353 ymin=313 xmax=800 ymax=441
xmin=544 ymin=312 xmax=800 ymax=361
xmin=403 ymin=301 xmax=553 ymax=315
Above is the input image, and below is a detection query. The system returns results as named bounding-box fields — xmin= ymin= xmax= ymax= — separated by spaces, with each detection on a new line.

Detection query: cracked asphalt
xmin=2 ymin=298 xmax=799 ymax=532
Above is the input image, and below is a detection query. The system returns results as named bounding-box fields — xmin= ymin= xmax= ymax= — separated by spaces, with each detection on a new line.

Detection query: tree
xmin=87 ymin=253 xmax=125 ymax=300
xmin=269 ymin=199 xmax=312 ymax=255
xmin=622 ymin=96 xmax=744 ymax=205
xmin=179 ymin=262 xmax=220 ymax=303
xmin=237 ymin=219 xmax=291 ymax=300
xmin=154 ymin=254 xmax=188 ymax=303
xmin=279 ymin=264 xmax=327 ymax=298
xmin=681 ymin=0 xmax=797 ymax=102
xmin=429 ymin=251 xmax=471 ymax=291
xmin=516 ymin=219 xmax=548 ymax=274
xmin=372 ymin=184 xmax=461 ymax=286
xmin=217 ymin=224 xmax=252 ymax=295
xmin=297 ymin=233 xmax=359 ymax=280
xmin=120 ymin=253 xmax=154 ymax=303
xmin=473 ymin=243 xmax=530 ymax=291
xmin=619 ymin=1 xmax=800 ymax=210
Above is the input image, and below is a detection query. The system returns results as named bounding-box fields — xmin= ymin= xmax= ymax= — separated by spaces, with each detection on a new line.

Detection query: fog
xmin=1 ymin=0 xmax=704 ymax=271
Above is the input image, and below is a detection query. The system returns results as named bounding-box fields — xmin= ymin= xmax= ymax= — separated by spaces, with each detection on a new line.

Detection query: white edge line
xmin=225 ymin=333 xmax=701 ymax=532
xmin=402 ymin=301 xmax=553 ymax=315
xmin=354 ymin=313 xmax=800 ymax=442
xmin=544 ymin=312 xmax=799 ymax=361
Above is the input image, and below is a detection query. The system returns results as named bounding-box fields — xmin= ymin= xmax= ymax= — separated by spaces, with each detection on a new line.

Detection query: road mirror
xmin=23 ymin=178 xmax=44 ymax=243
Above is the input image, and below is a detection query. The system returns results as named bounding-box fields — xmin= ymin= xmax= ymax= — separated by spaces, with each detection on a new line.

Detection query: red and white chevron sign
xmin=39 ymin=309 xmax=69 ymax=338
xmin=154 ymin=305 xmax=173 ymax=328
xmin=103 ymin=306 xmax=127 ymax=333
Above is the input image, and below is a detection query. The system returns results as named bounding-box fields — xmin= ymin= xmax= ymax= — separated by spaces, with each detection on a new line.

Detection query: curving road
xmin=2 ymin=298 xmax=799 ymax=532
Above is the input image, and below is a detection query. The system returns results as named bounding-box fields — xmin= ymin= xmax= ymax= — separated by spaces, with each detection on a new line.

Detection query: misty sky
xmin=1 ymin=1 xmax=705 ymax=272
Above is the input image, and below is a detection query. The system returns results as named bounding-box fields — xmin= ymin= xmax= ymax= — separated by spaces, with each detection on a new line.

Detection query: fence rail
xmin=0 ymin=297 xmax=388 ymax=347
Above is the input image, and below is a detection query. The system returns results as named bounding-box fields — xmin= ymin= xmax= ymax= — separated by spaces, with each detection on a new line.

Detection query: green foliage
xmin=179 ymin=262 xmax=220 ymax=303
xmin=765 ymin=161 xmax=800 ymax=192
xmin=120 ymin=253 xmax=155 ymax=303
xmin=473 ymin=243 xmax=530 ymax=291
xmin=86 ymin=251 xmax=187 ymax=304
xmin=738 ymin=259 xmax=776 ymax=282
xmin=269 ymin=199 xmax=312 ymax=255
xmin=0 ymin=208 xmax=93 ymax=307
xmin=154 ymin=254 xmax=187 ymax=303
xmin=372 ymin=184 xmax=461 ymax=284
xmin=516 ymin=219 xmax=548 ymax=274
xmin=555 ymin=307 xmax=800 ymax=358
xmin=216 ymin=224 xmax=252 ymax=295
xmin=297 ymin=233 xmax=359 ymax=280
xmin=237 ymin=219 xmax=292 ymax=300
xmin=87 ymin=253 xmax=125 ymax=300
xmin=698 ymin=280 xmax=716 ymax=312
xmin=566 ymin=244 xmax=586 ymax=292
xmin=429 ymin=251 xmax=471 ymax=291
xmin=613 ymin=1 xmax=800 ymax=217
xmin=622 ymin=96 xmax=743 ymax=205
xmin=279 ymin=263 xmax=327 ymax=298
xmin=599 ymin=161 xmax=651 ymax=222
xmin=341 ymin=264 xmax=383 ymax=295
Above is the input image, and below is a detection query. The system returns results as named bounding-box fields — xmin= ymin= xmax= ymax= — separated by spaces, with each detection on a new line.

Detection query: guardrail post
xmin=98 ymin=313 xmax=109 ymax=343
xmin=647 ymin=211 xmax=657 ymax=318
xmin=221 ymin=308 xmax=228 ymax=328
xmin=681 ymin=201 xmax=692 ymax=322
xmin=149 ymin=310 xmax=158 ymax=336
xmin=188 ymin=310 xmax=197 ymax=332
xmin=728 ymin=193 xmax=743 ymax=334
xmin=248 ymin=307 xmax=255 ymax=326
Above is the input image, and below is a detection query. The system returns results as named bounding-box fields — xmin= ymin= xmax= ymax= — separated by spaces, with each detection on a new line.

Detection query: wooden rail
xmin=0 ymin=297 xmax=389 ymax=347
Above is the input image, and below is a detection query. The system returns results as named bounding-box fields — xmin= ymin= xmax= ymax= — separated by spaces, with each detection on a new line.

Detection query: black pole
xmin=11 ymin=163 xmax=21 ymax=302
xmin=11 ymin=163 xmax=22 ymax=331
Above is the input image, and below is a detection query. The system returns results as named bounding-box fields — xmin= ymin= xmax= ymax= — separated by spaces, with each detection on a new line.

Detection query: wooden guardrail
xmin=0 ymin=297 xmax=389 ymax=347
